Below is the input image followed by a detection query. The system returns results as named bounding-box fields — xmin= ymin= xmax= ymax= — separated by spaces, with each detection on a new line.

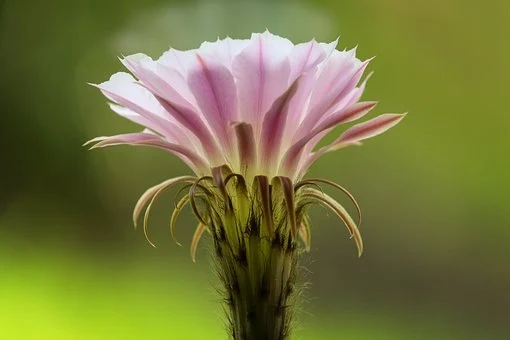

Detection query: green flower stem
xmin=202 ymin=173 xmax=301 ymax=340
xmin=215 ymin=231 xmax=298 ymax=340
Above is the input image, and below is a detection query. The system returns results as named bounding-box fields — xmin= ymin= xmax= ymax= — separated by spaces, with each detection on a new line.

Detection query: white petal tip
xmin=82 ymin=138 xmax=103 ymax=147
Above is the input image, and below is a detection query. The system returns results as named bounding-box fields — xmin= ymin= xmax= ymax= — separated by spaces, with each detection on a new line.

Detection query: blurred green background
xmin=1 ymin=0 xmax=509 ymax=339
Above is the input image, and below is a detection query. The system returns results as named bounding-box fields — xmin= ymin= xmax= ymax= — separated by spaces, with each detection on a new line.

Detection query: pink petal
xmin=233 ymin=123 xmax=257 ymax=179
xmin=336 ymin=113 xmax=407 ymax=146
xmin=283 ymin=70 xmax=318 ymax=138
xmin=288 ymin=39 xmax=327 ymax=82
xmin=279 ymin=101 xmax=377 ymax=177
xmin=198 ymin=37 xmax=250 ymax=68
xmin=283 ymin=40 xmax=334 ymax=138
xmin=121 ymin=53 xmax=153 ymax=75
xmin=108 ymin=103 xmax=197 ymax=150
xmin=321 ymin=72 xmax=372 ymax=120
xmin=154 ymin=97 xmax=223 ymax=165
xmin=296 ymin=113 xmax=406 ymax=177
xmin=295 ymin=54 xmax=370 ymax=138
xmin=291 ymin=73 xmax=373 ymax=166
xmin=309 ymin=49 xmax=362 ymax=112
xmin=106 ymin=102 xmax=165 ymax=136
xmin=232 ymin=31 xmax=292 ymax=136
xmin=89 ymin=32 xmax=404 ymax=182
xmin=121 ymin=55 xmax=199 ymax=114
xmin=329 ymin=58 xmax=373 ymax=110
xmin=158 ymin=48 xmax=197 ymax=75
xmin=86 ymin=133 xmax=209 ymax=174
xmin=293 ymin=99 xmax=376 ymax=173
xmin=121 ymin=56 xmax=224 ymax=163
xmin=306 ymin=101 xmax=378 ymax=144
xmin=187 ymin=53 xmax=239 ymax=152
xmin=259 ymin=80 xmax=299 ymax=173
xmin=122 ymin=54 xmax=218 ymax=146
xmin=319 ymin=38 xmax=340 ymax=56
xmin=94 ymin=73 xmax=191 ymax=142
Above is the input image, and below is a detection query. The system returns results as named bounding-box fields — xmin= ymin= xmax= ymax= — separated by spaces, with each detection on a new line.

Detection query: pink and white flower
xmin=86 ymin=33 xmax=406 ymax=337
xmin=86 ymin=31 xmax=405 ymax=183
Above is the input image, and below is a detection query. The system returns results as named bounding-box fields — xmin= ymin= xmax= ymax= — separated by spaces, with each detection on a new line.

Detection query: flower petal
xmin=187 ymin=53 xmax=239 ymax=152
xmin=123 ymin=54 xmax=198 ymax=110
xmin=121 ymin=56 xmax=223 ymax=161
xmin=198 ymin=37 xmax=251 ymax=68
xmin=233 ymin=122 xmax=257 ymax=179
xmin=260 ymin=79 xmax=299 ymax=174
xmin=86 ymin=132 xmax=209 ymax=174
xmin=295 ymin=55 xmax=370 ymax=138
xmin=279 ymin=101 xmax=377 ymax=177
xmin=288 ymin=39 xmax=327 ymax=82
xmin=284 ymin=39 xmax=339 ymax=133
xmin=107 ymin=103 xmax=198 ymax=149
xmin=335 ymin=113 xmax=407 ymax=147
xmin=94 ymin=73 xmax=190 ymax=141
xmin=232 ymin=31 xmax=292 ymax=135
xmin=159 ymin=48 xmax=199 ymax=75
xmin=320 ymin=71 xmax=372 ymax=121
xmin=154 ymin=96 xmax=223 ymax=164
xmin=297 ymin=113 xmax=406 ymax=177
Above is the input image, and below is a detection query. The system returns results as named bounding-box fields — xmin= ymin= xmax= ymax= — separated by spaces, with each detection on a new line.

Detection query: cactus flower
xmin=86 ymin=31 xmax=405 ymax=340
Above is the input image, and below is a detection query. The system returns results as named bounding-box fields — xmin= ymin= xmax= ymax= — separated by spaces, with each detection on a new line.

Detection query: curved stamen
xmin=133 ymin=176 xmax=197 ymax=228
xmin=296 ymin=178 xmax=361 ymax=227
xmin=170 ymin=194 xmax=190 ymax=246
xmin=300 ymin=187 xmax=363 ymax=257
xmin=189 ymin=177 xmax=215 ymax=225
xmin=191 ymin=223 xmax=207 ymax=262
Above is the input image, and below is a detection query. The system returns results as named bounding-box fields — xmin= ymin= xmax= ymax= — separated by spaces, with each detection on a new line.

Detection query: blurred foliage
xmin=0 ymin=0 xmax=509 ymax=338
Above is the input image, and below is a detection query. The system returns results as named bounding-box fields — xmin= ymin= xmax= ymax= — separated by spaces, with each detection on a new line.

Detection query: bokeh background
xmin=1 ymin=0 xmax=509 ymax=339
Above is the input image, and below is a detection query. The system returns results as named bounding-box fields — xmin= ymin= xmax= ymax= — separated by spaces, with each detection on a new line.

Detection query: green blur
xmin=0 ymin=0 xmax=508 ymax=339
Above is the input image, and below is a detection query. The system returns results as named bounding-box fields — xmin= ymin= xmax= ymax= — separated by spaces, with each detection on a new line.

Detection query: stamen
xmin=191 ymin=223 xmax=207 ymax=262
xmin=300 ymin=187 xmax=363 ymax=257
xmin=170 ymin=195 xmax=190 ymax=247
xmin=296 ymin=178 xmax=361 ymax=227
xmin=133 ymin=176 xmax=197 ymax=228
